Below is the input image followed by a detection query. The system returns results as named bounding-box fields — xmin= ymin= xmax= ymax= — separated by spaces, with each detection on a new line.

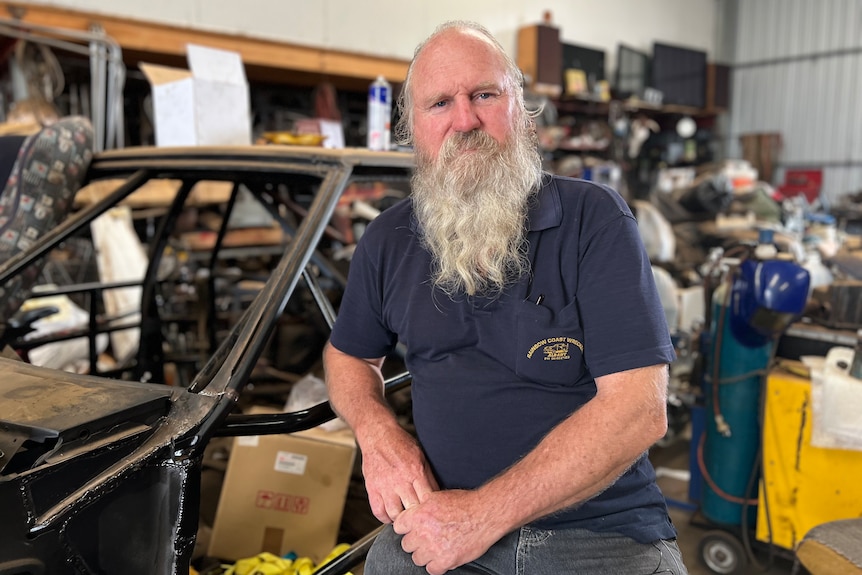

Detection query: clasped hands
xmin=361 ymin=431 xmax=496 ymax=574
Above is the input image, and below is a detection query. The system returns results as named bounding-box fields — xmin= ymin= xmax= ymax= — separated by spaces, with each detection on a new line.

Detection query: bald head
xmin=393 ymin=21 xmax=528 ymax=148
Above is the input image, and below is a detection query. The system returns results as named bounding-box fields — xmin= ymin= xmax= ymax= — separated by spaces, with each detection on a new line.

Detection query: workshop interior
xmin=0 ymin=1 xmax=861 ymax=574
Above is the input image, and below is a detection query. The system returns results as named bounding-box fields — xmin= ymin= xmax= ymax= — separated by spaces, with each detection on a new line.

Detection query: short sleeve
xmin=576 ymin=211 xmax=676 ymax=377
xmin=329 ymin=233 xmax=398 ymax=359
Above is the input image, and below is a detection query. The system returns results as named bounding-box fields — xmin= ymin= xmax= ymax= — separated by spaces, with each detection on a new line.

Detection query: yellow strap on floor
xmin=293 ymin=557 xmax=315 ymax=575
xmin=224 ymin=552 xmax=293 ymax=575
xmin=221 ymin=545 xmax=354 ymax=575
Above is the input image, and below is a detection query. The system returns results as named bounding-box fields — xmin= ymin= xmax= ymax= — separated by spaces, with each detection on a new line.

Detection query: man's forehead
xmin=413 ymin=32 xmax=506 ymax=87
xmin=454 ymin=26 xmax=498 ymax=47
xmin=423 ymin=27 xmax=499 ymax=57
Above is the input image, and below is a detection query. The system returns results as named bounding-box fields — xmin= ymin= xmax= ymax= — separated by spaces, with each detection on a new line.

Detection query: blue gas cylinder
xmin=701 ymin=256 xmax=810 ymax=528
xmin=701 ymin=285 xmax=770 ymax=528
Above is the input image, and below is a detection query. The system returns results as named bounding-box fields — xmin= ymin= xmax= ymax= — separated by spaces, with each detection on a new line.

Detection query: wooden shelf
xmin=0 ymin=2 xmax=409 ymax=90
xmin=554 ymin=94 xmax=724 ymax=118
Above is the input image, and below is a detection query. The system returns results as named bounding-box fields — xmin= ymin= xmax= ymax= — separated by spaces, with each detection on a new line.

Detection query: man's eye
xmin=433 ymin=100 xmax=448 ymax=108
xmin=476 ymin=92 xmax=493 ymax=100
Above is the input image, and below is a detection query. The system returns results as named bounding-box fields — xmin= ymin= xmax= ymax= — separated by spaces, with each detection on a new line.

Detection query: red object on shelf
xmin=776 ymin=169 xmax=822 ymax=203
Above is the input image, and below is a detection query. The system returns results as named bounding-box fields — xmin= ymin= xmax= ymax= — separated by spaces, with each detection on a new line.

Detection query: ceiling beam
xmin=0 ymin=2 xmax=409 ymax=87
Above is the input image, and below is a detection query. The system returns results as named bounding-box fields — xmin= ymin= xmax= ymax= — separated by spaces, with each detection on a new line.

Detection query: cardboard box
xmin=140 ymin=44 xmax=251 ymax=147
xmin=208 ymin=410 xmax=357 ymax=563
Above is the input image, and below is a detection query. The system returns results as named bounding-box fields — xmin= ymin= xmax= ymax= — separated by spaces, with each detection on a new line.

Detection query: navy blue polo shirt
xmin=330 ymin=175 xmax=677 ymax=543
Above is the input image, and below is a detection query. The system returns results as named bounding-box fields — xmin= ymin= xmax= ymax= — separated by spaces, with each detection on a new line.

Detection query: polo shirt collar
xmin=526 ymin=174 xmax=562 ymax=232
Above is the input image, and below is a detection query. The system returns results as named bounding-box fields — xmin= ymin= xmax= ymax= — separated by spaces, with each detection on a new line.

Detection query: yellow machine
xmin=756 ymin=362 xmax=862 ymax=550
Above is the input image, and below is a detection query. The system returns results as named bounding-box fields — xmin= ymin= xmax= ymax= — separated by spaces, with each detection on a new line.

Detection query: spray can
xmin=367 ymin=75 xmax=391 ymax=151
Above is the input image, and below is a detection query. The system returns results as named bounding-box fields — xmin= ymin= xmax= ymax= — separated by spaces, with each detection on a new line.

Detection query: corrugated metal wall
xmin=723 ymin=0 xmax=862 ymax=205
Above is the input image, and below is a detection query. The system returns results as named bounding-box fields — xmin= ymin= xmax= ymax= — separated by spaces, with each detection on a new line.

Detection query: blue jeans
xmin=364 ymin=524 xmax=689 ymax=575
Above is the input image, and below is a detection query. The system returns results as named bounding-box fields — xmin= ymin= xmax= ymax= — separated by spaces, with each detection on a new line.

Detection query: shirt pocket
xmin=515 ymin=300 xmax=586 ymax=386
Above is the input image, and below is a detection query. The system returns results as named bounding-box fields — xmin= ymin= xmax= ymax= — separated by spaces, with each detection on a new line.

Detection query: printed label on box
xmin=255 ymin=490 xmax=310 ymax=514
xmin=275 ymin=450 xmax=307 ymax=475
xmin=238 ymin=436 xmax=259 ymax=447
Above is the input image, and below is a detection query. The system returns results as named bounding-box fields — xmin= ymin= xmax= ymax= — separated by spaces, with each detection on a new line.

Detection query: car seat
xmin=0 ymin=116 xmax=95 ymax=327
xmin=796 ymin=518 xmax=862 ymax=575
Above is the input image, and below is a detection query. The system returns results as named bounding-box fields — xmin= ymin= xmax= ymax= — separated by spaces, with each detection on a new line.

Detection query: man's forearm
xmin=323 ymin=341 xmax=398 ymax=443
xmin=324 ymin=341 xmax=439 ymax=522
xmin=472 ymin=364 xmax=669 ymax=538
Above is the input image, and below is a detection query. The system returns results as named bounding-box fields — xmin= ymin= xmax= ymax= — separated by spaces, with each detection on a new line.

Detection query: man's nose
xmin=451 ymin=100 xmax=481 ymax=132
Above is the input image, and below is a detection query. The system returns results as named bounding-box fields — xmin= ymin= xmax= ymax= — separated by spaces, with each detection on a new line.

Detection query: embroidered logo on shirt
xmin=526 ymin=336 xmax=584 ymax=360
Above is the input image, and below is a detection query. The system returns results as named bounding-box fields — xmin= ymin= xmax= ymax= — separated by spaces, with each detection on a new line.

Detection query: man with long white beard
xmin=323 ymin=21 xmax=688 ymax=575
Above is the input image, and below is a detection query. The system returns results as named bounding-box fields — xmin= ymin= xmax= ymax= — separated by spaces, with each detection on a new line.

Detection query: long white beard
xmin=412 ymin=125 xmax=543 ymax=297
